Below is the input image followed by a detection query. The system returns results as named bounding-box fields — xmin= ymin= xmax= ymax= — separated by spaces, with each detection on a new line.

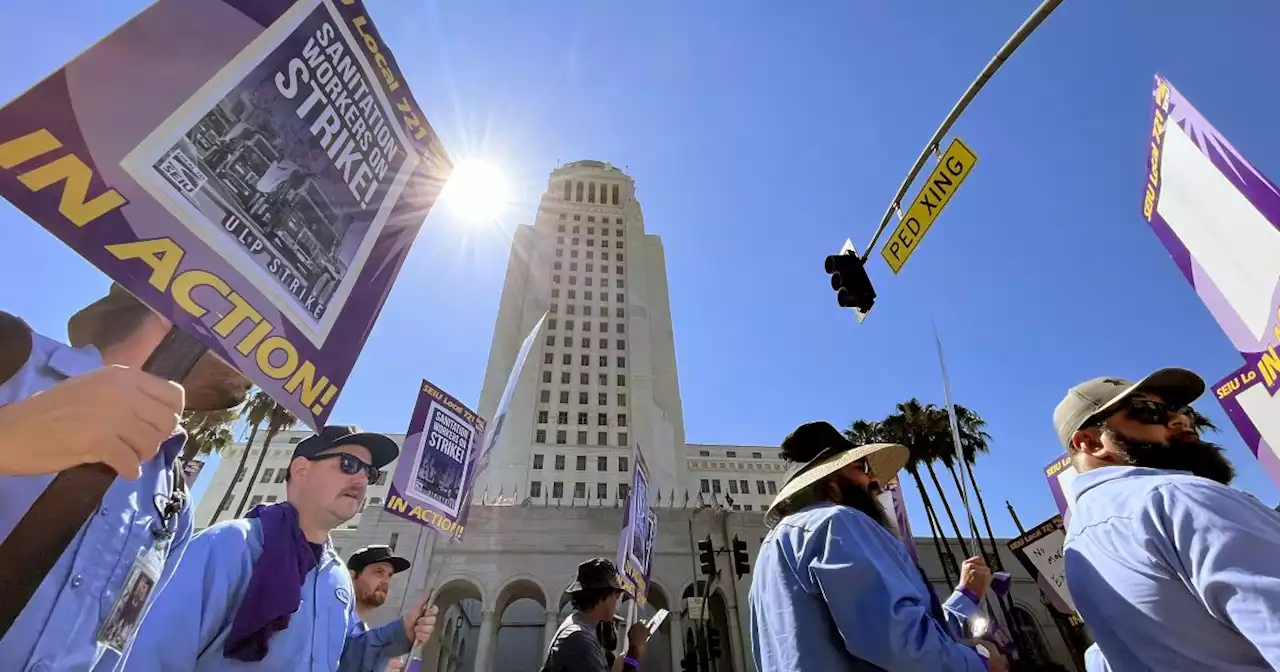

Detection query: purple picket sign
xmin=383 ymin=379 xmax=486 ymax=538
xmin=1141 ymin=75 xmax=1280 ymax=487
xmin=615 ymin=448 xmax=654 ymax=605
xmin=0 ymin=0 xmax=451 ymax=429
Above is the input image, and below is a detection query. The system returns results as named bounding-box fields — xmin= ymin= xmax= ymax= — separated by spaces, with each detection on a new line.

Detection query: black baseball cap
xmin=293 ymin=425 xmax=400 ymax=469
xmin=565 ymin=557 xmax=625 ymax=594
xmin=348 ymin=545 xmax=411 ymax=574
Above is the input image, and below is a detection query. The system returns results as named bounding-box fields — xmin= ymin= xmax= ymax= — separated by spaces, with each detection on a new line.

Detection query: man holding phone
xmin=542 ymin=558 xmax=649 ymax=672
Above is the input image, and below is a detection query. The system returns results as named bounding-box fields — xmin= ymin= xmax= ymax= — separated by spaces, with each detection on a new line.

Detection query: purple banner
xmin=1043 ymin=454 xmax=1073 ymax=523
xmin=615 ymin=448 xmax=653 ymax=605
xmin=0 ymin=0 xmax=451 ymax=428
xmin=877 ymin=478 xmax=918 ymax=563
xmin=1142 ymin=75 xmax=1280 ymax=487
xmin=383 ymin=380 xmax=486 ymax=537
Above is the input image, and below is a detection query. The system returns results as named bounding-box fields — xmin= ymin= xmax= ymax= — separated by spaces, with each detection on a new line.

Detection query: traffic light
xmin=824 ymin=250 xmax=876 ymax=313
xmin=697 ymin=536 xmax=716 ymax=577
xmin=706 ymin=626 xmax=722 ymax=660
xmin=731 ymin=535 xmax=750 ymax=578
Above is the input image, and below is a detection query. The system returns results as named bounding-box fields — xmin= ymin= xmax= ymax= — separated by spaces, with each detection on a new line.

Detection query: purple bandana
xmin=223 ymin=502 xmax=322 ymax=662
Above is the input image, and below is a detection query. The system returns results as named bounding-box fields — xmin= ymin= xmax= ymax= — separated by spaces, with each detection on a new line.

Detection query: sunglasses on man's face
xmin=308 ymin=452 xmax=379 ymax=484
xmin=850 ymin=460 xmax=883 ymax=494
xmin=1123 ymin=399 xmax=1193 ymax=426
xmin=1091 ymin=399 xmax=1192 ymax=429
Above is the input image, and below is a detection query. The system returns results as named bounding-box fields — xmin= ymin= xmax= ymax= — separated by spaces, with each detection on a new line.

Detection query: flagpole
xmin=932 ymin=322 xmax=984 ymax=554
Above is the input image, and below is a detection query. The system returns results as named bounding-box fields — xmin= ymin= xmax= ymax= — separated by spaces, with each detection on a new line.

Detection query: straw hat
xmin=67 ymin=283 xmax=153 ymax=348
xmin=764 ymin=421 xmax=909 ymax=528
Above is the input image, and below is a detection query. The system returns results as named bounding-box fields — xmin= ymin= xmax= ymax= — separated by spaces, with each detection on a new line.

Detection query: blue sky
xmin=3 ymin=1 xmax=1280 ymax=536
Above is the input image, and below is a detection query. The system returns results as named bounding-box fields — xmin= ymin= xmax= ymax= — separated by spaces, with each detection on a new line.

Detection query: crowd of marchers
xmin=2 ymin=287 xmax=1279 ymax=672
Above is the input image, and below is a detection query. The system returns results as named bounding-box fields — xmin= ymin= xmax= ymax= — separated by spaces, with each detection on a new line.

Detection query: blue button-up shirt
xmin=0 ymin=332 xmax=191 ymax=672
xmin=750 ymin=502 xmax=987 ymax=671
xmin=123 ymin=517 xmax=411 ymax=671
xmin=1065 ymin=465 xmax=1280 ymax=671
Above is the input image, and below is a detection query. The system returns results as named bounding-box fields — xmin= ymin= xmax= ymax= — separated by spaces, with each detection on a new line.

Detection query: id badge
xmin=96 ymin=543 xmax=165 ymax=653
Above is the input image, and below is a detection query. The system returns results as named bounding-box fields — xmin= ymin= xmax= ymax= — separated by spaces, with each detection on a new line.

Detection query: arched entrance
xmin=421 ymin=578 xmax=485 ymax=672
xmin=638 ymin=582 xmax=673 ymax=672
xmin=492 ymin=577 xmax=549 ymax=672
xmin=1009 ymin=604 xmax=1051 ymax=664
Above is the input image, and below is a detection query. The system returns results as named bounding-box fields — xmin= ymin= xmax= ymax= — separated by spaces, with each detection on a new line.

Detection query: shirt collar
xmin=46 ymin=343 xmax=103 ymax=379
xmin=1069 ymin=465 xmax=1195 ymax=504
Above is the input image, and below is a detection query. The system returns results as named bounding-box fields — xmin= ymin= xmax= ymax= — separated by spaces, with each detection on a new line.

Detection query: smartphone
xmin=646 ymin=609 xmax=669 ymax=640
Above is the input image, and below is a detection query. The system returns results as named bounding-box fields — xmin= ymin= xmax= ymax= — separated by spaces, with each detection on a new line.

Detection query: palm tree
xmin=932 ymin=404 xmax=993 ymax=563
xmin=941 ymin=403 xmax=1030 ymax=661
xmin=210 ymin=390 xmax=275 ymax=523
xmin=897 ymin=400 xmax=974 ymax=560
xmin=179 ymin=407 xmax=240 ymax=463
xmin=233 ymin=394 xmax=298 ymax=517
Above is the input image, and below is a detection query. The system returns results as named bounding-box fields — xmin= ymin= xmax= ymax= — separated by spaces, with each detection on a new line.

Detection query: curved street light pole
xmin=862 ymin=0 xmax=1064 ymax=261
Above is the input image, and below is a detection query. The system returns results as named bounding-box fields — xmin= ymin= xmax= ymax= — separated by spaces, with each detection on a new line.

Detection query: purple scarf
xmin=223 ymin=502 xmax=323 ymax=662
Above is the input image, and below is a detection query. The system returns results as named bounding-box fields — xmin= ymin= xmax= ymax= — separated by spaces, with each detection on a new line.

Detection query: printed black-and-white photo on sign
xmin=123 ymin=0 xmax=417 ymax=341
xmin=409 ymin=402 xmax=475 ymax=517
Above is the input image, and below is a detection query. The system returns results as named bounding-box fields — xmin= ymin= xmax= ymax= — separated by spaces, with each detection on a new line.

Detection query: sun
xmin=442 ymin=159 xmax=509 ymax=222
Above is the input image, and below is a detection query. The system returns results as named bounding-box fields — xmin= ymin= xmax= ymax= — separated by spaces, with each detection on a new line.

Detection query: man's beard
xmin=1104 ymin=426 xmax=1236 ymax=485
xmin=835 ymin=477 xmax=893 ymax=530
xmin=357 ymin=586 xmax=388 ymax=609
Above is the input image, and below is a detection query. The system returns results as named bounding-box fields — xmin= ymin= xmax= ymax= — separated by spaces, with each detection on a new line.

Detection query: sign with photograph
xmin=181 ymin=459 xmax=206 ymax=488
xmin=384 ymin=379 xmax=486 ymax=538
xmin=1141 ymin=75 xmax=1280 ymax=488
xmin=0 ymin=0 xmax=451 ymax=428
xmin=1008 ymin=515 xmax=1076 ymax=615
xmin=616 ymin=448 xmax=654 ymax=605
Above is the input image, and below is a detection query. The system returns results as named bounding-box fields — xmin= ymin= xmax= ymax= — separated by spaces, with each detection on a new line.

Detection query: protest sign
xmin=616 ymin=448 xmax=654 ymax=605
xmin=1043 ymin=453 xmax=1079 ymax=525
xmin=1141 ymin=75 xmax=1280 ymax=487
xmin=459 ymin=311 xmax=549 ymax=509
xmin=0 ymin=0 xmax=451 ymax=428
xmin=1008 ymin=515 xmax=1076 ymax=615
xmin=877 ymin=478 xmax=918 ymax=563
xmin=181 ymin=459 xmax=206 ymax=488
xmin=384 ymin=379 xmax=486 ymax=538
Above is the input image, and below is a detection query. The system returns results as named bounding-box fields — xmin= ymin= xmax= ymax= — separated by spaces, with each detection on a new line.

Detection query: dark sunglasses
xmin=1089 ymin=398 xmax=1192 ymax=429
xmin=1125 ymin=399 xmax=1193 ymax=425
xmin=308 ymin=452 xmax=378 ymax=484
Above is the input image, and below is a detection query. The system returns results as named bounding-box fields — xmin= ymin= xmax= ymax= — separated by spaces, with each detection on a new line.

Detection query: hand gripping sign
xmin=0 ymin=0 xmax=452 ymax=429
xmin=0 ymin=0 xmax=450 ymax=639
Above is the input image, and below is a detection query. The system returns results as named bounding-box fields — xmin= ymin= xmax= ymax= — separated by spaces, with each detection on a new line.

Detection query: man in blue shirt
xmin=1056 ymin=368 xmax=1280 ymax=670
xmin=124 ymin=425 xmax=437 ymax=671
xmin=750 ymin=421 xmax=1005 ymax=671
xmin=0 ymin=285 xmax=250 ymax=672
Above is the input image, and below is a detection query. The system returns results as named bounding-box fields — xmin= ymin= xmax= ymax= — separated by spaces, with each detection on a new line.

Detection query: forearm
xmin=339 ymin=619 xmax=412 ymax=672
xmin=941 ymin=588 xmax=981 ymax=639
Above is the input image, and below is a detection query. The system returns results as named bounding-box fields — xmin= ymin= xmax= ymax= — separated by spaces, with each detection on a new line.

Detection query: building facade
xmin=193 ymin=161 xmax=1080 ymax=671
